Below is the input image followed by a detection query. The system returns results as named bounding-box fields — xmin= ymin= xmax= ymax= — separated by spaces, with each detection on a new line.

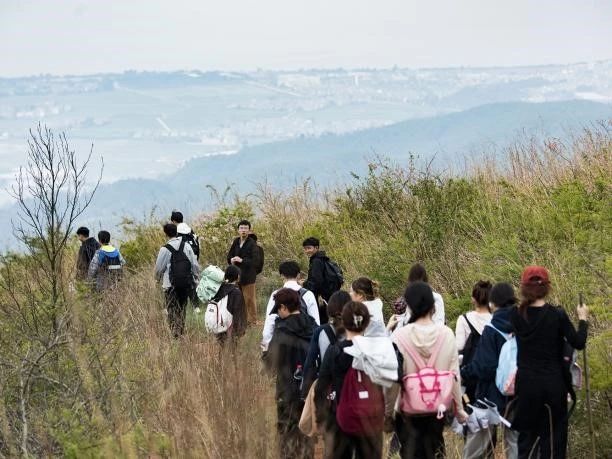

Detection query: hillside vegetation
xmin=0 ymin=124 xmax=610 ymax=458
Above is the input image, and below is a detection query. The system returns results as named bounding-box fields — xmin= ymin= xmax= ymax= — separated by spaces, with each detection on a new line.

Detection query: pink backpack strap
xmin=425 ymin=332 xmax=447 ymax=367
xmin=395 ymin=332 xmax=427 ymax=370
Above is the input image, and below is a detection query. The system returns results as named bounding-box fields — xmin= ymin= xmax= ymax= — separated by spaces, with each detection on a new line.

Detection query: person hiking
xmin=510 ymin=266 xmax=588 ymax=459
xmin=460 ymin=282 xmax=519 ymax=459
xmin=262 ymin=261 xmax=320 ymax=352
xmin=87 ymin=230 xmax=125 ymax=291
xmin=171 ymin=210 xmax=201 ymax=307
xmin=209 ymin=265 xmax=247 ymax=346
xmin=76 ymin=226 xmax=100 ymax=280
xmin=301 ymin=290 xmax=351 ymax=398
xmin=303 ymin=237 xmax=344 ymax=324
xmin=349 ymin=277 xmax=387 ymax=337
xmin=315 ymin=301 xmax=398 ymax=459
xmin=155 ymin=223 xmax=200 ymax=338
xmin=456 ymin=280 xmax=493 ymax=404
xmin=263 ymin=288 xmax=316 ymax=459
xmin=390 ymin=281 xmax=468 ymax=459
xmin=227 ymin=220 xmax=258 ymax=325
xmin=171 ymin=210 xmax=200 ymax=260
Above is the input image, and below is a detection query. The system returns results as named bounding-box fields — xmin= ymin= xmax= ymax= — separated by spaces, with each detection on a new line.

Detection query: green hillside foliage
xmin=0 ymin=125 xmax=609 ymax=457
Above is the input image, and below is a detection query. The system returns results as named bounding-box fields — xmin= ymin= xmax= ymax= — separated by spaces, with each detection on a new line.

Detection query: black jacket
xmin=304 ymin=250 xmax=330 ymax=301
xmin=213 ymin=283 xmax=247 ymax=338
xmin=314 ymin=339 xmax=355 ymax=426
xmin=226 ymin=237 xmax=257 ymax=285
xmin=265 ymin=313 xmax=316 ymax=403
xmin=77 ymin=237 xmax=100 ymax=279
xmin=461 ymin=306 xmax=515 ymax=412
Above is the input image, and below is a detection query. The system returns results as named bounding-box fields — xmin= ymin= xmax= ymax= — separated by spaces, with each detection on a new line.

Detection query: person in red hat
xmin=510 ymin=266 xmax=589 ymax=459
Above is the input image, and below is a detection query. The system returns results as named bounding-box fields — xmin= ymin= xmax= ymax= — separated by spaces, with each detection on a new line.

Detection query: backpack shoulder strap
xmin=426 ymin=332 xmax=448 ymax=367
xmin=463 ymin=313 xmax=479 ymax=336
xmin=178 ymin=240 xmax=186 ymax=252
xmin=395 ymin=332 xmax=428 ymax=370
xmin=485 ymin=323 xmax=511 ymax=340
xmin=299 ymin=287 xmax=308 ymax=298
xmin=322 ymin=324 xmax=336 ymax=345
xmin=165 ymin=244 xmax=177 ymax=254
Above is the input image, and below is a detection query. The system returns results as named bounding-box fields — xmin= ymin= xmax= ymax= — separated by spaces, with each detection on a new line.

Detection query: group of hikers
xmin=76 ymin=213 xmax=590 ymax=459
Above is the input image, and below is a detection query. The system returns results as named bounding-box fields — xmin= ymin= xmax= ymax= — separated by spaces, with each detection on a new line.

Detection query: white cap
xmin=177 ymin=223 xmax=191 ymax=235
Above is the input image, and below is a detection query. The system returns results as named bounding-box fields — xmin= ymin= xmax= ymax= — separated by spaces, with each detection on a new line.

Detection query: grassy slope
xmin=0 ymin=125 xmax=609 ymax=457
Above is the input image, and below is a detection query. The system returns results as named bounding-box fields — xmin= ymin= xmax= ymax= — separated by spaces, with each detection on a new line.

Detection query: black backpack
xmin=322 ymin=260 xmax=344 ymax=297
xmin=298 ymin=288 xmax=311 ymax=315
xmin=459 ymin=314 xmax=482 ymax=402
xmin=165 ymin=240 xmax=193 ymax=290
xmin=254 ymin=244 xmax=265 ymax=275
xmin=181 ymin=232 xmax=200 ymax=260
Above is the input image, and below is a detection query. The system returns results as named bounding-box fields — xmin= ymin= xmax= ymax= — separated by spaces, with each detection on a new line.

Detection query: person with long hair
xmin=510 ymin=266 xmax=588 ymax=458
xmin=350 ymin=277 xmax=386 ymax=336
xmin=391 ymin=281 xmax=468 ymax=458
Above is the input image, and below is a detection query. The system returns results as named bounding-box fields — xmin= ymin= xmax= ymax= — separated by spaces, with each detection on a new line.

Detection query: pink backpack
xmin=395 ymin=332 xmax=456 ymax=417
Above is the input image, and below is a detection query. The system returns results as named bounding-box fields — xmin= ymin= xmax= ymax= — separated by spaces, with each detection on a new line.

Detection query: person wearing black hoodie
xmin=264 ymin=288 xmax=316 ymax=459
xmin=227 ymin=220 xmax=259 ymax=325
xmin=76 ymin=227 xmax=100 ymax=280
xmin=510 ymin=266 xmax=588 ymax=459
xmin=461 ymin=282 xmax=519 ymax=459
xmin=303 ymin=237 xmax=341 ymax=324
xmin=211 ymin=265 xmax=247 ymax=345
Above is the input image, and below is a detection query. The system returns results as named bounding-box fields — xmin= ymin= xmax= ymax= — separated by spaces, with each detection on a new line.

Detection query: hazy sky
xmin=1 ymin=0 xmax=611 ymax=77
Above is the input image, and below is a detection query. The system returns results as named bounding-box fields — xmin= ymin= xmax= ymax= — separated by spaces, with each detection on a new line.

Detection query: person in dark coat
xmin=303 ymin=237 xmax=339 ymax=324
xmin=212 ymin=265 xmax=247 ymax=345
xmin=510 ymin=266 xmax=588 ymax=459
xmin=227 ymin=220 xmax=258 ymax=325
xmin=461 ymin=282 xmax=519 ymax=459
xmin=264 ymin=288 xmax=316 ymax=459
xmin=76 ymin=226 xmax=100 ymax=280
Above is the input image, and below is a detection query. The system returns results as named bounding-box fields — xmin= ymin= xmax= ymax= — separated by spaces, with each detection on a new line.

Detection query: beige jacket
xmin=386 ymin=322 xmax=462 ymax=415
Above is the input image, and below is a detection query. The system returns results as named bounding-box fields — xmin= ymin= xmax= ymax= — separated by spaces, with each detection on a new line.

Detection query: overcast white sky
xmin=1 ymin=0 xmax=611 ymax=77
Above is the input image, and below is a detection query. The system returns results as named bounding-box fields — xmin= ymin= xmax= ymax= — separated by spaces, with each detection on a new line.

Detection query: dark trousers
xmin=277 ymin=400 xmax=314 ymax=459
xmin=515 ymin=373 xmax=569 ymax=459
xmin=397 ymin=414 xmax=445 ymax=459
xmin=165 ymin=287 xmax=190 ymax=337
xmin=324 ymin=418 xmax=382 ymax=459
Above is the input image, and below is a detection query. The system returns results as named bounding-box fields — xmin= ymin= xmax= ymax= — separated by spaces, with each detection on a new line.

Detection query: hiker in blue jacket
xmin=461 ymin=282 xmax=519 ymax=459
xmin=88 ymin=230 xmax=125 ymax=291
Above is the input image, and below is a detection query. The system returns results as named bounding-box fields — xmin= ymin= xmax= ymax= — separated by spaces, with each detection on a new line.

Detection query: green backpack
xmin=196 ymin=265 xmax=225 ymax=303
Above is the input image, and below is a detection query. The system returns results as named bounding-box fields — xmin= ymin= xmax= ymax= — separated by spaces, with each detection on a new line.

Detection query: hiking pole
xmin=580 ymin=293 xmax=596 ymax=458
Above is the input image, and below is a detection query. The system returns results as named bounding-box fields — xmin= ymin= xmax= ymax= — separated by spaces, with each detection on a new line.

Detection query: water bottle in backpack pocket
xmin=395 ymin=333 xmax=456 ymax=418
xmin=204 ymin=295 xmax=233 ymax=334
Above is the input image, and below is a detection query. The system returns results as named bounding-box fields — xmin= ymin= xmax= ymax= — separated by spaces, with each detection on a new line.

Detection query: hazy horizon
xmin=2 ymin=0 xmax=611 ymax=78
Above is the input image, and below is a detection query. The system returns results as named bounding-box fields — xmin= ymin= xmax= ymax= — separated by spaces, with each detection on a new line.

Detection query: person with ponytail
xmin=315 ymin=301 xmax=386 ymax=458
xmin=510 ymin=266 xmax=588 ymax=459
xmin=350 ymin=277 xmax=387 ymax=336
xmin=460 ymin=282 xmax=519 ymax=458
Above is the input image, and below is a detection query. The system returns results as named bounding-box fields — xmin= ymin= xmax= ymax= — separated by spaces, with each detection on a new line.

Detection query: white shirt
xmin=363 ymin=298 xmax=385 ymax=324
xmin=261 ymin=280 xmax=320 ymax=351
xmin=455 ymin=310 xmax=492 ymax=352
xmin=397 ymin=291 xmax=446 ymax=327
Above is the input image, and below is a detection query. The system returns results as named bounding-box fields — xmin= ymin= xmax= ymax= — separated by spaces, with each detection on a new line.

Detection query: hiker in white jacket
xmin=350 ymin=277 xmax=388 ymax=338
xmin=261 ymin=261 xmax=320 ymax=351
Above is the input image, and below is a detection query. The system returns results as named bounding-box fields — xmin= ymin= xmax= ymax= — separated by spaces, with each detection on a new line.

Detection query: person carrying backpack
xmin=390 ymin=281 xmax=468 ymax=459
xmin=314 ymin=301 xmax=385 ymax=459
xmin=76 ymin=226 xmax=100 ymax=280
xmin=301 ymin=290 xmax=350 ymax=399
xmin=155 ymin=223 xmax=200 ymax=337
xmin=263 ymin=288 xmax=317 ymax=459
xmin=456 ymin=280 xmax=493 ymax=403
xmin=460 ymin=282 xmax=519 ymax=459
xmin=207 ymin=265 xmax=246 ymax=346
xmin=510 ymin=266 xmax=588 ymax=459
xmin=171 ymin=211 xmax=201 ymax=307
xmin=261 ymin=261 xmax=320 ymax=352
xmin=227 ymin=220 xmax=259 ymax=325
xmin=87 ymin=230 xmax=125 ymax=291
xmin=303 ymin=237 xmax=344 ymax=324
